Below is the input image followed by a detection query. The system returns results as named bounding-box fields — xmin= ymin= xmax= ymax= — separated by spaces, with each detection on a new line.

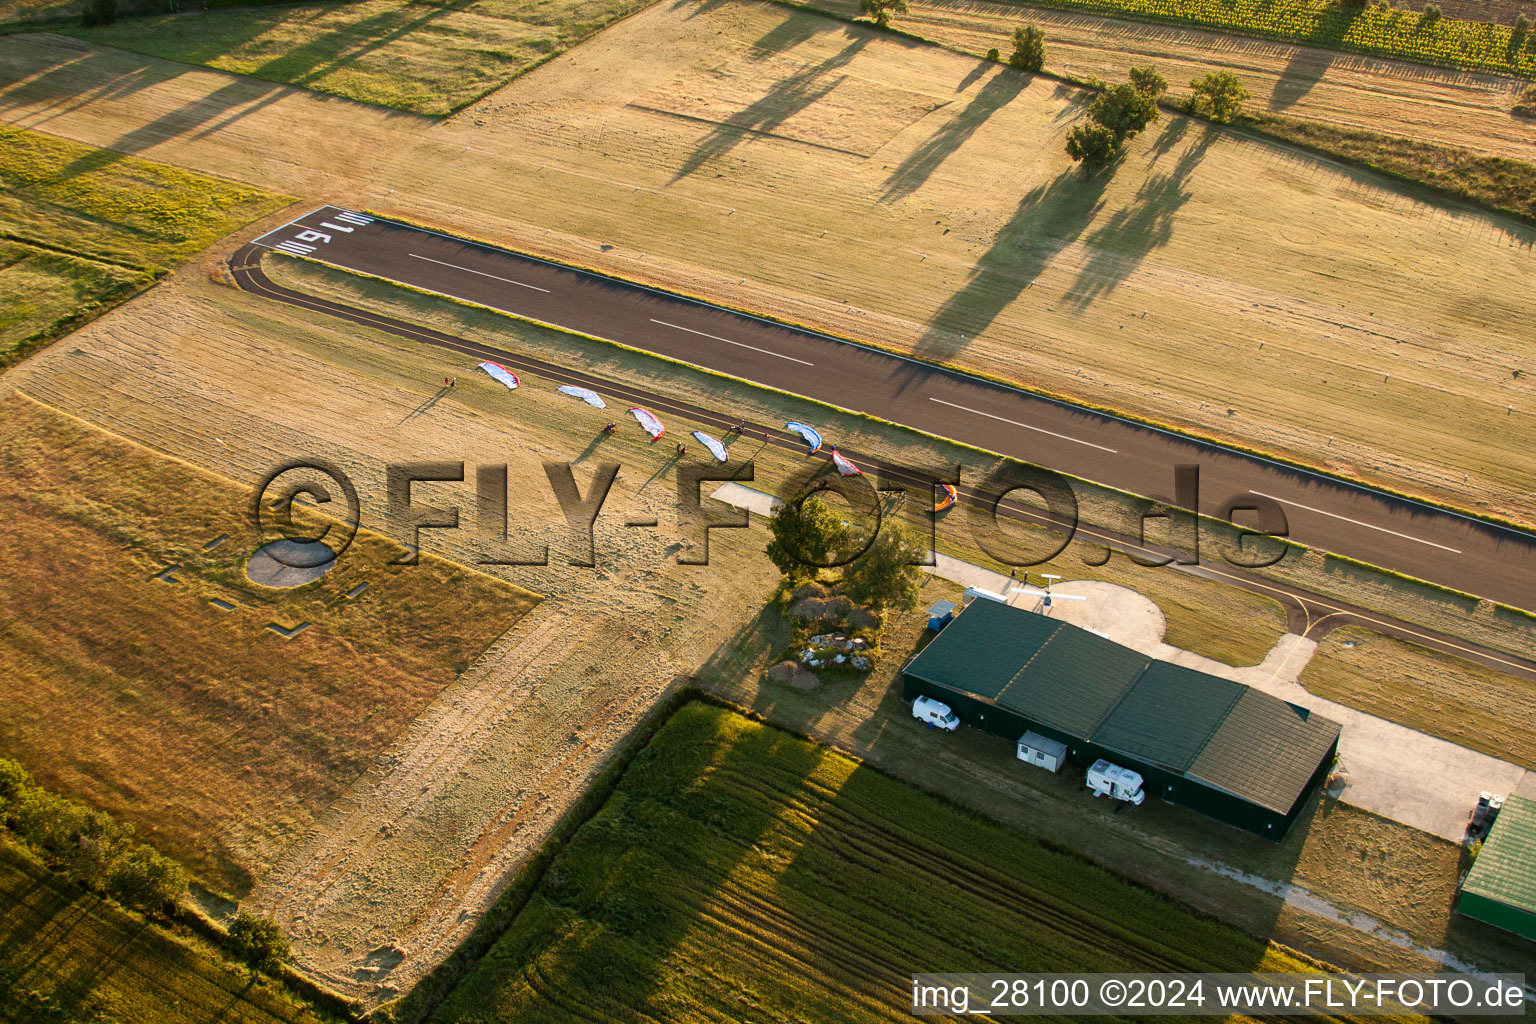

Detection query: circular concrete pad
xmin=246 ymin=539 xmax=336 ymax=588
xmin=1012 ymin=581 xmax=1167 ymax=652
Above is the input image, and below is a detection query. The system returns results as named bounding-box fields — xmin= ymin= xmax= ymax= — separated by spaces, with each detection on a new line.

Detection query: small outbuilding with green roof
xmin=901 ymin=597 xmax=1341 ymax=839
xmin=1457 ymin=794 xmax=1536 ymax=942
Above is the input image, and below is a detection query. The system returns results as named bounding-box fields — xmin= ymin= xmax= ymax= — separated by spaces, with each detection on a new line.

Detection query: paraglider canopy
xmin=557 ymin=384 xmax=606 ymax=408
xmin=932 ymin=483 xmax=958 ymax=513
xmin=477 ymin=361 xmax=520 ymax=390
xmin=629 ymin=406 xmax=665 ymax=439
xmin=830 ymin=448 xmax=862 ymax=477
xmin=784 ymin=421 xmax=822 ymax=454
xmin=691 ymin=430 xmax=728 ymax=462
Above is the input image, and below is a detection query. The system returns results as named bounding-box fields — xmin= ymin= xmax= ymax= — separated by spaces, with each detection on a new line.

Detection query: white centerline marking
xmin=408 ymin=253 xmax=550 ymax=293
xmin=650 ymin=319 xmax=814 ymax=366
xmin=1249 ymin=491 xmax=1462 ymax=553
xmin=927 ymin=397 xmax=1118 ymax=453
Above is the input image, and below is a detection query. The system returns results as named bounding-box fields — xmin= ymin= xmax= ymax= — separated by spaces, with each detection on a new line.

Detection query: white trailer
xmin=1016 ymin=731 xmax=1067 ymax=773
xmin=912 ymin=695 xmax=960 ymax=731
xmin=1086 ymin=759 xmax=1145 ymax=805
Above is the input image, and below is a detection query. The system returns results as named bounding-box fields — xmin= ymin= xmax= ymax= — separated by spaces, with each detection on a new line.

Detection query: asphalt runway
xmin=244 ymin=206 xmax=1536 ymax=612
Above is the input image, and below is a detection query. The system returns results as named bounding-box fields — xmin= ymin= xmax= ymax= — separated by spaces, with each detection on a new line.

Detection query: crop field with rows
xmin=998 ymin=0 xmax=1536 ymax=77
xmin=428 ymin=702 xmax=1384 ymax=1022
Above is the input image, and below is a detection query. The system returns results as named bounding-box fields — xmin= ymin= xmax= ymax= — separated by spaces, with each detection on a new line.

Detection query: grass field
xmin=71 ymin=0 xmax=656 ymax=115
xmin=1303 ymin=625 xmax=1536 ymax=769
xmin=6 ymin=7 xmax=1536 ymax=526
xmin=0 ymin=125 xmax=289 ymax=370
xmin=0 ymin=393 xmax=537 ymax=895
xmin=810 ymin=0 xmax=1536 ymax=164
xmin=424 ymin=701 xmax=1351 ymax=1022
xmin=0 ymin=839 xmax=334 ymax=1024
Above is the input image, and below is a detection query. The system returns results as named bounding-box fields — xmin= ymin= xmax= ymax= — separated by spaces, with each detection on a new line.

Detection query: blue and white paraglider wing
xmin=830 ymin=448 xmax=862 ymax=477
xmin=691 ymin=430 xmax=729 ymax=462
xmin=557 ymin=384 xmax=606 ymax=408
xmin=629 ymin=406 xmax=665 ymax=439
xmin=784 ymin=421 xmax=822 ymax=454
xmin=478 ymin=361 xmax=520 ymax=390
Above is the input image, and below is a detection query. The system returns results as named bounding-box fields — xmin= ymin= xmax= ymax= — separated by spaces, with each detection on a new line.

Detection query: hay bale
xmin=848 ymin=605 xmax=883 ymax=630
xmin=787 ymin=666 xmax=821 ymax=690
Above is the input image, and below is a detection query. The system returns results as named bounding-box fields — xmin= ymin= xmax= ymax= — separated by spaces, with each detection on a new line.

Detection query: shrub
xmin=858 ymin=0 xmax=908 ymax=28
xmin=1009 ymin=24 xmax=1047 ymax=71
xmin=226 ymin=913 xmax=291 ymax=976
xmin=1515 ymin=83 xmax=1536 ymax=117
xmin=80 ymin=0 xmax=116 ymax=25
xmin=1419 ymin=3 xmax=1442 ymax=25
xmin=986 ymin=46 xmax=1001 ymax=60
xmin=1189 ymin=70 xmax=1250 ymax=122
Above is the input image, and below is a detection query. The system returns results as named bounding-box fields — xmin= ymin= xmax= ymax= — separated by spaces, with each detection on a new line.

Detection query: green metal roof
xmin=902 ymin=598 xmax=1064 ymax=700
xmin=1462 ymin=795 xmax=1536 ymax=917
xmin=997 ymin=627 xmax=1149 ymax=737
xmin=1091 ymin=661 xmax=1243 ymax=772
xmin=1186 ymin=690 xmax=1340 ymax=814
xmin=902 ymin=600 xmax=1341 ymax=816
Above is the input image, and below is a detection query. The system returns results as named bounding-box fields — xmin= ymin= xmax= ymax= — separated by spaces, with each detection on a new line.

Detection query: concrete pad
xmin=246 ymin=539 xmax=336 ymax=588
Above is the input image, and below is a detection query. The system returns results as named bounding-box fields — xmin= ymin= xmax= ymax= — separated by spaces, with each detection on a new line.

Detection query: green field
xmin=0 ymin=839 xmax=332 ymax=1024
xmin=0 ymin=126 xmax=289 ymax=370
xmin=71 ymin=0 xmax=656 ymax=115
xmin=422 ymin=701 xmax=1344 ymax=1022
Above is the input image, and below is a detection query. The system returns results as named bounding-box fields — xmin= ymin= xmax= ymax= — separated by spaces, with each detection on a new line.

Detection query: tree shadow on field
xmin=1062 ymin=122 xmax=1213 ymax=311
xmin=669 ymin=35 xmax=870 ymax=182
xmin=904 ymin=167 xmax=1109 ymax=370
xmin=748 ymin=8 xmax=826 ymax=57
xmin=881 ymin=65 xmax=1026 ymax=202
xmin=1270 ymin=44 xmax=1337 ymax=112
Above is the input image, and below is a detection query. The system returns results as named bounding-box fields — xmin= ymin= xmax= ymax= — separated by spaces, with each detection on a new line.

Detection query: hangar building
xmin=901 ymin=598 xmax=1341 ymax=839
xmin=1457 ymin=794 xmax=1536 ymax=942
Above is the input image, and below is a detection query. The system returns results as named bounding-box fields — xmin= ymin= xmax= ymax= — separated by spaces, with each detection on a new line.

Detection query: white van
xmin=912 ymin=695 xmax=960 ymax=731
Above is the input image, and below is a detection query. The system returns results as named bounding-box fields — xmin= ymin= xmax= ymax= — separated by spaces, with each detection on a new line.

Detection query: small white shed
xmin=1016 ymin=731 xmax=1067 ymax=773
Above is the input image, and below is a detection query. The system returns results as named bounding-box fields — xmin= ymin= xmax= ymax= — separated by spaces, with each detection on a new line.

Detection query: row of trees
xmin=0 ymin=758 xmax=187 ymax=915
xmin=1066 ymin=65 xmax=1168 ymax=173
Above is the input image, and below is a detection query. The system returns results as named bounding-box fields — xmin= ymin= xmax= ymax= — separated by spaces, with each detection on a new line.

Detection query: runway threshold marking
xmin=649 ymin=319 xmax=814 ymax=366
xmin=408 ymin=253 xmax=551 ymax=293
xmin=1249 ymin=491 xmax=1463 ymax=553
xmin=927 ymin=397 xmax=1119 ymax=453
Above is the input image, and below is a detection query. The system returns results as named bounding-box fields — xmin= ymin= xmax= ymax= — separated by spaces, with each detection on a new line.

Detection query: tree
xmin=1188 ymin=70 xmax=1249 ymax=123
xmin=766 ymin=491 xmax=852 ymax=585
xmin=1065 ymin=121 xmax=1122 ymax=173
xmin=226 ymin=913 xmax=290 ymax=976
xmin=859 ymin=0 xmax=907 ymax=28
xmin=1088 ymin=82 xmax=1160 ymax=139
xmin=1009 ymin=25 xmax=1046 ymax=72
xmin=80 ymin=0 xmax=116 ymax=25
xmin=985 ymin=47 xmax=1001 ymax=61
xmin=1419 ymin=3 xmax=1441 ymax=25
xmin=106 ymin=847 xmax=188 ymax=913
xmin=1128 ymin=64 xmax=1168 ymax=99
xmin=840 ymin=520 xmax=923 ymax=612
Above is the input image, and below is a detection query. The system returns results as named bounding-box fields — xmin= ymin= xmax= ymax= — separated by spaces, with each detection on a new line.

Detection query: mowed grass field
xmin=426 ymin=702 xmax=1370 ymax=1022
xmin=0 ymin=393 xmax=537 ymax=895
xmin=0 ymin=125 xmax=289 ymax=370
xmin=1303 ymin=625 xmax=1536 ymax=769
xmin=71 ymin=0 xmax=656 ymax=114
xmin=4 ymin=4 xmax=1536 ymax=523
xmin=0 ymin=840 xmax=334 ymax=1024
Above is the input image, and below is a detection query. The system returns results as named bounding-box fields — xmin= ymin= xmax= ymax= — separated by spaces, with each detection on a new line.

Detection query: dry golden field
xmin=813 ymin=0 xmax=1536 ymax=162
xmin=0 ymin=393 xmax=536 ymax=894
xmin=2 ymin=2 xmax=1534 ymax=528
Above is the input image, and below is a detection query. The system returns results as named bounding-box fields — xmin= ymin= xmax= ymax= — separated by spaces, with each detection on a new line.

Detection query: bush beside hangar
xmin=900 ymin=598 xmax=1341 ymax=839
